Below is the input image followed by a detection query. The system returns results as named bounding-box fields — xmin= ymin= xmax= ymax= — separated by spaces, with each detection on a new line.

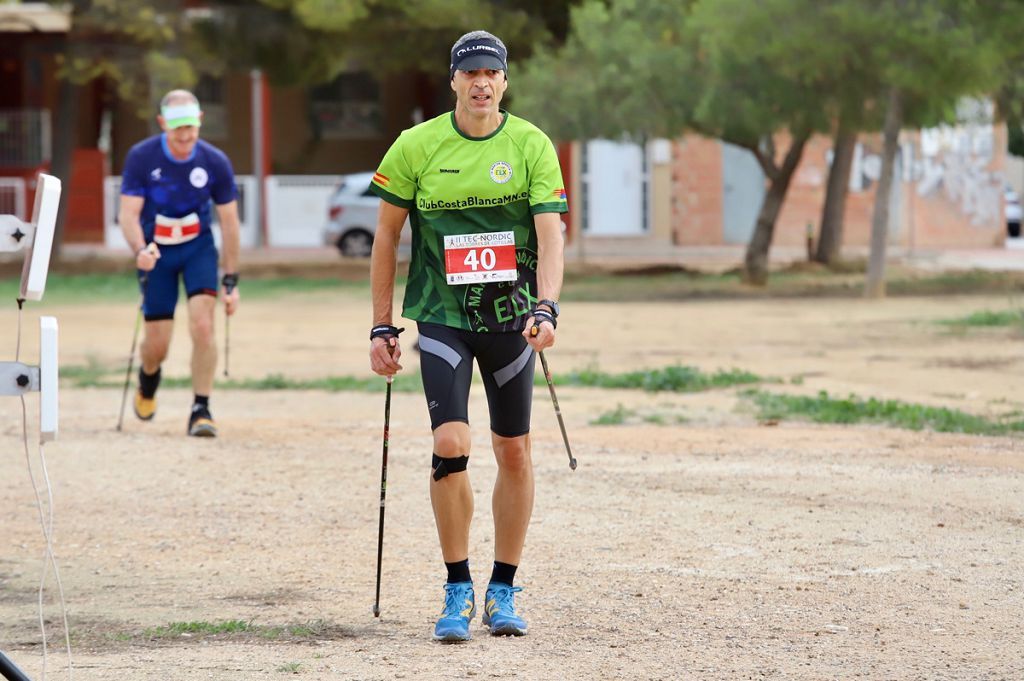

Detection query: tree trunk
xmin=49 ymin=0 xmax=89 ymax=256
xmin=814 ymin=124 xmax=857 ymax=265
xmin=743 ymin=132 xmax=810 ymax=285
xmin=864 ymin=88 xmax=903 ymax=299
xmin=49 ymin=76 xmax=81 ymax=257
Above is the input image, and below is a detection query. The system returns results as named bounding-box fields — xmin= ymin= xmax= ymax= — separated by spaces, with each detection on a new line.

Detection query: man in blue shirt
xmin=119 ymin=89 xmax=241 ymax=437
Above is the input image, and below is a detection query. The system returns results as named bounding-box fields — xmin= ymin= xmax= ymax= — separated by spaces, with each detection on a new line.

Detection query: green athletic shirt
xmin=369 ymin=110 xmax=568 ymax=333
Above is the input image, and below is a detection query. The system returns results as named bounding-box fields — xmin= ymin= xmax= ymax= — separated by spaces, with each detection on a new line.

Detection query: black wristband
xmin=370 ymin=324 xmax=405 ymax=341
xmin=537 ymin=298 xmax=560 ymax=318
xmin=530 ymin=309 xmax=557 ymax=329
xmin=221 ymin=273 xmax=239 ymax=293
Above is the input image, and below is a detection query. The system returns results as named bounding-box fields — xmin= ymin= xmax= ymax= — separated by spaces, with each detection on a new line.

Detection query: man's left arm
xmin=524 ymin=212 xmax=564 ymax=351
xmin=214 ymin=199 xmax=241 ymax=315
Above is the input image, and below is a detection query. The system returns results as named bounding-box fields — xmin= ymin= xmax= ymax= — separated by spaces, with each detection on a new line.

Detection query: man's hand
xmin=221 ymin=273 xmax=240 ymax=316
xmin=370 ymin=336 xmax=403 ymax=377
xmin=135 ymin=243 xmax=160 ymax=272
xmin=524 ymin=315 xmax=556 ymax=352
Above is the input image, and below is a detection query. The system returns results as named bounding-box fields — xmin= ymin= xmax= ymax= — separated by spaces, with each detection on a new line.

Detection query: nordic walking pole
xmin=117 ymin=244 xmax=158 ymax=431
xmin=532 ymin=324 xmax=577 ymax=470
xmin=372 ymin=372 xmax=393 ymax=617
xmin=222 ymin=275 xmax=238 ymax=377
xmin=223 ymin=308 xmax=230 ymax=377
xmin=372 ymin=331 xmax=402 ymax=617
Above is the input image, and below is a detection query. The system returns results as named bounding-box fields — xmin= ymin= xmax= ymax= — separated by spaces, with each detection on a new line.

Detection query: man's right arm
xmin=369 ymin=200 xmax=409 ymax=376
xmin=120 ymin=195 xmax=159 ymax=271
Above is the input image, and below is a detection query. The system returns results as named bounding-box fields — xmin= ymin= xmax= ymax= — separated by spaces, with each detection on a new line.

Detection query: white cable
xmin=15 ymin=298 xmax=24 ymax=361
xmin=21 ymin=397 xmax=73 ymax=681
xmin=39 ymin=436 xmax=73 ymax=681
xmin=19 ymin=395 xmax=48 ymax=679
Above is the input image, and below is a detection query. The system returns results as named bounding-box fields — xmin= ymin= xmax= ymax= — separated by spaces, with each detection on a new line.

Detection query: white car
xmin=323 ymin=172 xmax=381 ymax=257
xmin=1007 ymin=187 xmax=1022 ymax=238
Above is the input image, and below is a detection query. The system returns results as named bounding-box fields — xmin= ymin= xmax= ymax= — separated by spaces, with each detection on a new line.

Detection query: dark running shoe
xmin=187 ymin=404 xmax=217 ymax=437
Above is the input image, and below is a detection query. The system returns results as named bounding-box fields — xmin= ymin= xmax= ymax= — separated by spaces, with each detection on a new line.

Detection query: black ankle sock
xmin=193 ymin=394 xmax=209 ymax=409
xmin=445 ymin=559 xmax=471 ymax=584
xmin=138 ymin=367 xmax=161 ymax=398
xmin=490 ymin=561 xmax=517 ymax=587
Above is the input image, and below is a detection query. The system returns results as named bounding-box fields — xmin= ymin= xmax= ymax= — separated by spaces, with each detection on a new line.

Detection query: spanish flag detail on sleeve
xmin=553 ymin=188 xmax=567 ymax=200
xmin=373 ymin=171 xmax=390 ymax=187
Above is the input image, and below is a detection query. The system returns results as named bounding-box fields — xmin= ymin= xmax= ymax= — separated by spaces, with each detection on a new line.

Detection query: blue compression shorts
xmin=138 ymin=234 xmax=219 ymax=321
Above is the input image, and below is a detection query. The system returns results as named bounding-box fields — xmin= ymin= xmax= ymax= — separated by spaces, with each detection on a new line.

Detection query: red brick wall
xmin=670 ymin=136 xmax=722 ymax=245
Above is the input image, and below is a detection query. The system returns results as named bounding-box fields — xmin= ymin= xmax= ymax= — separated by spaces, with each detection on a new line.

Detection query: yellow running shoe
xmin=133 ymin=389 xmax=157 ymax=421
xmin=187 ymin=404 xmax=217 ymax=437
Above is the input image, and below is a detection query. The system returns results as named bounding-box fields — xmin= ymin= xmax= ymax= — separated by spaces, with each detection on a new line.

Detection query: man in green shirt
xmin=368 ymin=29 xmax=567 ymax=642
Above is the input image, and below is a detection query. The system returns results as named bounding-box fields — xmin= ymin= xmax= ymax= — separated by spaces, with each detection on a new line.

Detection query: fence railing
xmin=103 ymin=174 xmax=342 ymax=249
xmin=264 ymin=175 xmax=342 ymax=247
xmin=104 ymin=175 xmax=261 ymax=250
xmin=0 ymin=177 xmax=27 ymax=220
xmin=0 ymin=109 xmax=51 ymax=167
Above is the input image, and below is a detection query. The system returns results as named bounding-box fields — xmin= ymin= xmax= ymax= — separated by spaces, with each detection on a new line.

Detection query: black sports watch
xmin=537 ymin=299 xmax=560 ymax=318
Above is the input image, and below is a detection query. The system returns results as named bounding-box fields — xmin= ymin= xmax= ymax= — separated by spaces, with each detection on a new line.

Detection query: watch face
xmin=542 ymin=299 xmax=559 ymax=317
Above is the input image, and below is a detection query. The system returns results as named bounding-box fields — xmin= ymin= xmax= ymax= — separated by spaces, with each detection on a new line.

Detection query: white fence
xmin=265 ymin=175 xmax=342 ymax=247
xmin=104 ymin=175 xmax=261 ymax=250
xmin=0 ymin=177 xmax=27 ymax=220
xmin=103 ymin=174 xmax=339 ymax=249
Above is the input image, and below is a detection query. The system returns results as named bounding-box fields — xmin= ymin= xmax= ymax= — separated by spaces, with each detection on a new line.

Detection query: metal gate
xmin=582 ymin=139 xmax=648 ymax=235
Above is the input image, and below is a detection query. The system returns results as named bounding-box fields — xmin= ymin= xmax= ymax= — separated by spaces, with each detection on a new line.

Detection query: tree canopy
xmin=515 ymin=0 xmax=1023 ymax=285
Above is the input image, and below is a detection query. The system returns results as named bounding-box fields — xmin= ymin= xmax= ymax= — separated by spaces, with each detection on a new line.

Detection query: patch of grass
xmin=0 ymin=273 xmax=367 ymax=304
xmin=561 ymin=365 xmax=767 ymax=393
xmin=59 ymin=356 xmax=112 ymax=384
xmin=560 ymin=267 xmax=1024 ymax=302
xmin=590 ymin=404 xmax=634 ymax=425
xmin=938 ymin=309 xmax=1024 ymax=328
xmin=743 ymin=389 xmax=1024 ymax=436
xmin=136 ymin=619 xmax=338 ymax=643
xmin=590 ymin=405 xmax=690 ymax=427
xmin=144 ymin=620 xmax=252 ymax=638
xmin=61 ymin=366 xmax=425 ymax=393
xmin=64 ymin=361 xmax=763 ymax=398
xmin=277 ymin=662 xmax=302 ymax=674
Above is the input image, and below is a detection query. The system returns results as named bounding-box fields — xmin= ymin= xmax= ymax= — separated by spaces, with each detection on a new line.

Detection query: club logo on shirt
xmin=189 ymin=167 xmax=208 ymax=188
xmin=150 ymin=168 xmax=162 ymax=181
xmin=489 ymin=161 xmax=513 ymax=184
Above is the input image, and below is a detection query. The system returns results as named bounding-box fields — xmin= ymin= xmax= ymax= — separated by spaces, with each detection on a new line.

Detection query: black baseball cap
xmin=450 ymin=36 xmax=507 ymax=78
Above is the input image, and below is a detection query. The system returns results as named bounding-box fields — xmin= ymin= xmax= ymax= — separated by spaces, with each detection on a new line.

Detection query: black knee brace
xmin=432 ymin=454 xmax=469 ymax=481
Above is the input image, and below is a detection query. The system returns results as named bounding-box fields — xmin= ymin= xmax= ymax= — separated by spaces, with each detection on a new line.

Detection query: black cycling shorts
xmin=417 ymin=322 xmax=536 ymax=438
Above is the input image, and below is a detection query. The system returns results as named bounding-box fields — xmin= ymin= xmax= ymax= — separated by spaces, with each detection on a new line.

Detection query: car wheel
xmin=338 ymin=229 xmax=374 ymax=257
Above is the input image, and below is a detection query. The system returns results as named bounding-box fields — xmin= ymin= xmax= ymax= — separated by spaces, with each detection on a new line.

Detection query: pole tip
xmin=569 ymin=458 xmax=577 ymax=471
xmin=372 ymin=605 xmax=380 ymax=617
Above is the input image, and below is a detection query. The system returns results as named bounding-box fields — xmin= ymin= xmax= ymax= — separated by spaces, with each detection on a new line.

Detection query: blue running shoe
xmin=482 ymin=583 xmax=528 ymax=636
xmin=433 ymin=581 xmax=475 ymax=642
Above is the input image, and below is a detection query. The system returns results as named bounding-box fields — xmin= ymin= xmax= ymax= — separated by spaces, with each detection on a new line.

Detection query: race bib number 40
xmin=444 ymin=231 xmax=517 ymax=285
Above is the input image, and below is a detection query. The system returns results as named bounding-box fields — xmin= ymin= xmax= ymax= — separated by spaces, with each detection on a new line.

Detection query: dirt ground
xmin=1 ymin=290 xmax=1023 ymax=680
